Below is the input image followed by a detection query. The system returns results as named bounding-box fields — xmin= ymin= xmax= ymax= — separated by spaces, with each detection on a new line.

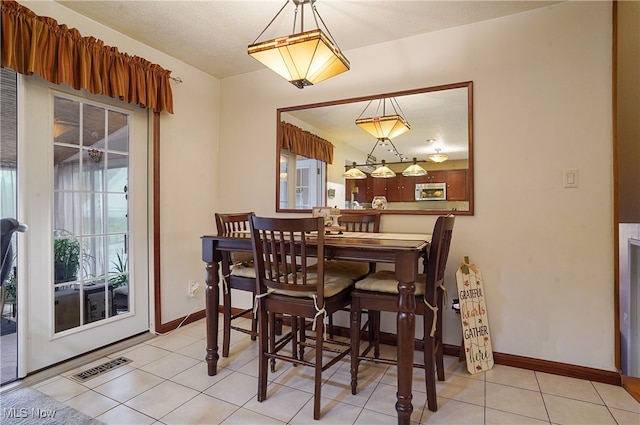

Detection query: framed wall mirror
xmin=276 ymin=81 xmax=473 ymax=215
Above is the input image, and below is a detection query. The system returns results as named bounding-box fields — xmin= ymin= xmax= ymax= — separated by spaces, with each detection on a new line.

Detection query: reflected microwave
xmin=415 ymin=183 xmax=446 ymax=201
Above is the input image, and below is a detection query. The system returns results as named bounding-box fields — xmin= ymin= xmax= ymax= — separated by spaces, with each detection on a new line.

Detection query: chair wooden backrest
xmin=249 ymin=216 xmax=325 ymax=301
xmin=425 ymin=215 xmax=455 ymax=297
xmin=338 ymin=213 xmax=380 ymax=233
xmin=215 ymin=212 xmax=255 ymax=235
xmin=215 ymin=212 xmax=255 ymax=266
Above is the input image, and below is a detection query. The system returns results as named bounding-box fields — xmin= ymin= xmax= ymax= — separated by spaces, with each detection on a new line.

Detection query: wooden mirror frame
xmin=276 ymin=81 xmax=474 ymax=215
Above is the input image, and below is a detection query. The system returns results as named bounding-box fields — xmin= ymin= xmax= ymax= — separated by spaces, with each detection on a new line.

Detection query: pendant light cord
xmin=252 ymin=0 xmax=290 ymax=44
xmin=252 ymin=0 xmax=343 ymax=51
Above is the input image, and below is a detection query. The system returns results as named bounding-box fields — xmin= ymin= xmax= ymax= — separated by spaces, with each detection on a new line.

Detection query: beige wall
xmin=21 ymin=1 xmax=617 ymax=372
xmin=23 ymin=1 xmax=222 ymax=326
xmin=219 ymin=1 xmax=615 ymax=371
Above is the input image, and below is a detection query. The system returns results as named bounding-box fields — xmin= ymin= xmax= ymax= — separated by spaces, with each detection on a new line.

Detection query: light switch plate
xmin=563 ymin=168 xmax=579 ymax=188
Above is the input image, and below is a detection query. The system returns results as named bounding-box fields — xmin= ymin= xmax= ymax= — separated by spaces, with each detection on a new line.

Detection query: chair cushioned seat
xmin=306 ymin=261 xmax=370 ymax=281
xmin=273 ymin=273 xmax=354 ymax=298
xmin=354 ymin=270 xmax=426 ymax=295
xmin=231 ymin=251 xmax=254 ymax=264
xmin=230 ymin=264 xmax=256 ymax=278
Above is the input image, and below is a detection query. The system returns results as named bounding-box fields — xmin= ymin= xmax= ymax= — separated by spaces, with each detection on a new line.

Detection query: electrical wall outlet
xmin=187 ymin=280 xmax=200 ymax=297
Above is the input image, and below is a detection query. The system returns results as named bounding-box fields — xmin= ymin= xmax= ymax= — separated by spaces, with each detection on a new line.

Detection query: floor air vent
xmin=70 ymin=356 xmax=132 ymax=382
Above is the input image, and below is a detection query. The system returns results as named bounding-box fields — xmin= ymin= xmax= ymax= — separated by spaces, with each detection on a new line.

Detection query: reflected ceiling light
xmin=428 ymin=148 xmax=449 ymax=163
xmin=402 ymin=158 xmax=428 ymax=177
xmin=371 ymin=160 xmax=396 ymax=178
xmin=247 ymin=0 xmax=350 ymax=89
xmin=355 ymin=97 xmax=410 ymax=139
xmin=367 ymin=137 xmax=403 ymax=162
xmin=342 ymin=162 xmax=367 ymax=179
xmin=53 ymin=119 xmax=78 ymax=139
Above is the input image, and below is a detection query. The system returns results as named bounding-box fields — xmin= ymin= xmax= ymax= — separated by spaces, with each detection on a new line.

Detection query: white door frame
xmin=16 ymin=74 xmax=150 ymax=375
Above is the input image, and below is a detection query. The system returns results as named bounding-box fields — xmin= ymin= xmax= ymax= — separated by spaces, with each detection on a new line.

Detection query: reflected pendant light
xmin=343 ymin=162 xmax=367 ymax=179
xmin=248 ymin=0 xmax=350 ymax=89
xmin=402 ymin=158 xmax=427 ymax=177
xmin=356 ymin=97 xmax=410 ymax=139
xmin=371 ymin=160 xmax=396 ymax=178
xmin=428 ymin=148 xmax=449 ymax=163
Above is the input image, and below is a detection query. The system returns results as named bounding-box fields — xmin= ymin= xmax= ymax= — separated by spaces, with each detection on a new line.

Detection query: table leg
xmin=395 ymin=253 xmax=417 ymax=425
xmin=205 ymin=260 xmax=220 ymax=376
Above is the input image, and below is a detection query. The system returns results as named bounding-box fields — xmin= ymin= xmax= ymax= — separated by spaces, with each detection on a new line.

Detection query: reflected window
xmin=279 ymin=149 xmax=326 ymax=210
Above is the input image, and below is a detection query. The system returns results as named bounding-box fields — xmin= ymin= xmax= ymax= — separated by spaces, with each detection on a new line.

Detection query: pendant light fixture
xmin=355 ymin=97 xmax=410 ymax=140
xmin=248 ymin=0 xmax=350 ymax=89
xmin=371 ymin=160 xmax=396 ymax=178
xmin=402 ymin=158 xmax=428 ymax=177
xmin=428 ymin=148 xmax=449 ymax=163
xmin=342 ymin=162 xmax=367 ymax=179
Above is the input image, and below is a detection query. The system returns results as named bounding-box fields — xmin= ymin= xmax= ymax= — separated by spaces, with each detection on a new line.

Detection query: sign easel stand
xmin=455 ymin=256 xmax=494 ymax=374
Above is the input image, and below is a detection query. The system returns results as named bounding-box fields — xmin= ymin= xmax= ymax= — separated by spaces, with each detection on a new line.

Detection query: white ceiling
xmin=56 ymin=0 xmax=562 ymax=80
xmin=48 ymin=1 xmax=563 ymax=166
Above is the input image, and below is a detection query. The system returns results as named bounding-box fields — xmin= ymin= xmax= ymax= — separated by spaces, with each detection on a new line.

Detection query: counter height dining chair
xmin=215 ymin=212 xmax=257 ymax=358
xmin=349 ymin=214 xmax=455 ymax=412
xmin=307 ymin=212 xmax=381 ymax=338
xmin=307 ymin=212 xmax=380 ymax=278
xmin=249 ymin=216 xmax=354 ymax=420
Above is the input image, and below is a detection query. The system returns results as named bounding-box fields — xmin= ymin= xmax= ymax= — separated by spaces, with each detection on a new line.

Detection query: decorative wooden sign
xmin=455 ymin=256 xmax=494 ymax=374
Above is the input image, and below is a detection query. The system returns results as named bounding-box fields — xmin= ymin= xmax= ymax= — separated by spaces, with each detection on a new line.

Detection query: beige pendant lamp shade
xmin=371 ymin=160 xmax=396 ymax=178
xmin=356 ymin=97 xmax=410 ymax=139
xmin=248 ymin=0 xmax=349 ymax=89
xmin=428 ymin=148 xmax=448 ymax=163
xmin=343 ymin=162 xmax=367 ymax=179
xmin=355 ymin=114 xmax=410 ymax=140
xmin=402 ymin=158 xmax=427 ymax=177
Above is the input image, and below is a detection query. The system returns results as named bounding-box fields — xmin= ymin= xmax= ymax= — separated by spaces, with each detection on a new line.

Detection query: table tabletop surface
xmin=203 ymin=231 xmax=431 ymax=246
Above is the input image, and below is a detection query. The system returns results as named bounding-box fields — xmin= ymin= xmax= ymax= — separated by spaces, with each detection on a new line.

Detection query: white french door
xmin=19 ymin=75 xmax=149 ymax=373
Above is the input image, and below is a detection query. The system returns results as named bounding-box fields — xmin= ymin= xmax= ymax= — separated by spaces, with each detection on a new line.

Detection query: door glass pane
xmin=83 ymin=104 xmax=106 ymax=148
xmin=53 ymin=94 xmax=130 ymax=333
xmin=54 ymin=97 xmax=80 ymax=145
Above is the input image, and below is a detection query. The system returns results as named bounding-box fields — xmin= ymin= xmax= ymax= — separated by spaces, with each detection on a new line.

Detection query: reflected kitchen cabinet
xmin=346 ymin=169 xmax=469 ymax=205
xmin=445 ymin=169 xmax=468 ymax=201
xmin=419 ymin=170 xmax=446 ymax=183
xmin=371 ymin=175 xmax=404 ymax=202
xmin=348 ymin=178 xmax=371 ymax=203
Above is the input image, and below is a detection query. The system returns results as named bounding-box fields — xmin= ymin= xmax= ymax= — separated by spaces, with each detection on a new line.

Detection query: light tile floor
xmin=22 ymin=317 xmax=640 ymax=424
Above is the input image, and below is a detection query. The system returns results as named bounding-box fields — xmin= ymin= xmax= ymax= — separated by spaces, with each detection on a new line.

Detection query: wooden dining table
xmin=201 ymin=230 xmax=430 ymax=425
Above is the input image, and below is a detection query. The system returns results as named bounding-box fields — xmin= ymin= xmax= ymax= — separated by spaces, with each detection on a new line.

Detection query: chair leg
xmin=350 ymin=300 xmax=362 ymax=395
xmin=313 ymin=313 xmax=323 ymax=420
xmin=298 ymin=316 xmax=306 ymax=361
xmin=269 ymin=311 xmax=276 ymax=373
xmin=250 ymin=299 xmax=258 ymax=341
xmin=257 ymin=299 xmax=269 ymax=403
xmin=291 ymin=315 xmax=299 ymax=361
xmin=435 ymin=288 xmax=445 ymax=381
xmin=370 ymin=310 xmax=381 ymax=359
xmin=222 ymin=289 xmax=232 ymax=358
xmin=424 ymin=309 xmax=437 ymax=412
xmin=328 ymin=314 xmax=334 ymax=338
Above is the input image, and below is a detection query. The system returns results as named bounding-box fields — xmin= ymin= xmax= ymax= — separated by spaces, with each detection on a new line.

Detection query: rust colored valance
xmin=280 ymin=121 xmax=334 ymax=164
xmin=1 ymin=0 xmax=173 ymax=113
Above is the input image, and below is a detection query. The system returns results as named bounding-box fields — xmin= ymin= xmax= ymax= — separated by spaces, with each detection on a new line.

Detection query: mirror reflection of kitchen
xmin=277 ymin=81 xmax=473 ymax=215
